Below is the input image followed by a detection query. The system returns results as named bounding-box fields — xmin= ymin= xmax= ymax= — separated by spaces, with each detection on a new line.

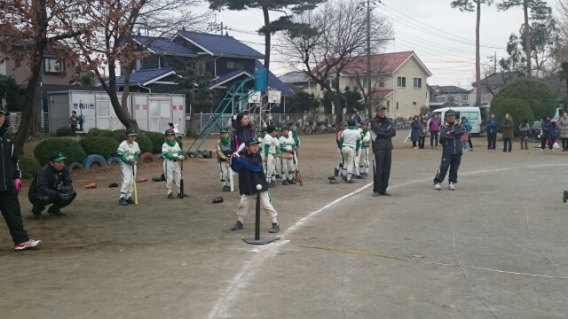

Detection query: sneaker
xmin=379 ymin=191 xmax=391 ymax=196
xmin=231 ymin=221 xmax=243 ymax=231
xmin=431 ymin=146 xmax=434 ymax=149
xmin=32 ymin=207 xmax=43 ymax=220
xmin=15 ymin=239 xmax=42 ymax=251
xmin=119 ymin=198 xmax=128 ymax=206
xmin=470 ymin=148 xmax=473 ymax=152
xmin=372 ymin=191 xmax=380 ymax=197
xmin=167 ymin=193 xmax=174 ymax=199
xmin=47 ymin=207 xmax=66 ymax=216
xmin=269 ymin=223 xmax=280 ymax=233
xmin=223 ymin=186 xmax=230 ymax=192
xmin=328 ymin=176 xmax=337 ymax=180
xmin=288 ymin=179 xmax=297 ymax=185
xmin=448 ymin=183 xmax=456 ymax=191
xmin=346 ymin=179 xmax=355 ymax=184
xmin=434 ymin=183 xmax=441 ymax=190
xmin=413 ymin=147 xmax=418 ymax=150
xmin=282 ymin=179 xmax=289 ymax=185
xmin=356 ymin=175 xmax=364 ymax=179
xmin=126 ymin=198 xmax=135 ymax=204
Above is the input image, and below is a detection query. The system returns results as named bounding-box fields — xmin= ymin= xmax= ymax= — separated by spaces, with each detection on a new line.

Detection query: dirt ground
xmin=1 ymin=133 xmax=567 ymax=319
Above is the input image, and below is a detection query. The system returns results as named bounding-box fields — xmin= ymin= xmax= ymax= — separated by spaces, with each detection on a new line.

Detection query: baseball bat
xmin=133 ymin=165 xmax=138 ymax=205
xmin=180 ymin=159 xmax=185 ymax=198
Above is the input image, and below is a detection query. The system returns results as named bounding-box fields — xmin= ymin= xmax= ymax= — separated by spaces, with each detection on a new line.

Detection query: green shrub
xmin=55 ymin=126 xmax=74 ymax=137
xmin=79 ymin=136 xmax=120 ymax=159
xmin=142 ymin=131 xmax=165 ymax=153
xmin=34 ymin=138 xmax=87 ymax=165
xmin=86 ymin=128 xmax=112 ymax=138
xmin=491 ymin=78 xmax=557 ymax=120
xmin=135 ymin=135 xmax=153 ymax=153
xmin=18 ymin=156 xmax=40 ymax=179
xmin=111 ymin=129 xmax=127 ymax=142
xmin=490 ymin=98 xmax=534 ymax=136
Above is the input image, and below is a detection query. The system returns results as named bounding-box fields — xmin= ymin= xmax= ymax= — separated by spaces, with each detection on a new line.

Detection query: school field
xmin=1 ymin=134 xmax=567 ymax=319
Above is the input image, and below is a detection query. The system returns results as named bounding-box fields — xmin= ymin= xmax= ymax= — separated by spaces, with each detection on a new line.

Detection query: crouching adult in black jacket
xmin=28 ymin=152 xmax=76 ymax=219
xmin=370 ymin=105 xmax=396 ymax=197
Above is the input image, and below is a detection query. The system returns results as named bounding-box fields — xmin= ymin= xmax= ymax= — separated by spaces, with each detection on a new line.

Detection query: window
xmin=461 ymin=94 xmax=469 ymax=101
xmin=461 ymin=112 xmax=478 ymax=120
xmin=227 ymin=61 xmax=244 ymax=70
xmin=413 ymin=77 xmax=422 ymax=88
xmin=44 ymin=58 xmax=64 ymax=73
xmin=397 ymin=76 xmax=406 ymax=88
xmin=379 ymin=77 xmax=385 ymax=88
xmin=321 ymin=78 xmax=335 ymax=91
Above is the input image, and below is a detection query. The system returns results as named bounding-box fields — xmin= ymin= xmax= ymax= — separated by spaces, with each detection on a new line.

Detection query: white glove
xmin=178 ymin=155 xmax=185 ymax=160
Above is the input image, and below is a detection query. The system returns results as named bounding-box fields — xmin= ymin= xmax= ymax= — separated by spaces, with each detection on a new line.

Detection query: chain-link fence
xmin=193 ymin=113 xmax=308 ymax=135
xmin=7 ymin=112 xmax=49 ymax=134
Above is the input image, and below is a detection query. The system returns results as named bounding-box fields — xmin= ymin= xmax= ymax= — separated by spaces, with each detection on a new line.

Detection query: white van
xmin=428 ymin=107 xmax=483 ymax=135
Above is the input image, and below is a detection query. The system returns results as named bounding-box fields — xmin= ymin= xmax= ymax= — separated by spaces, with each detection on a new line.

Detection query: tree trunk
xmin=105 ymin=60 xmax=138 ymax=131
xmin=524 ymin=0 xmax=532 ymax=77
xmin=475 ymin=1 xmax=482 ymax=106
xmin=334 ymin=93 xmax=342 ymax=125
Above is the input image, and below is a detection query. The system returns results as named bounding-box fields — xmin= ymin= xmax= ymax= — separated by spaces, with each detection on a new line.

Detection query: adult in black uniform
xmin=28 ymin=152 xmax=77 ymax=219
xmin=0 ymin=106 xmax=42 ymax=250
xmin=370 ymin=105 xmax=396 ymax=197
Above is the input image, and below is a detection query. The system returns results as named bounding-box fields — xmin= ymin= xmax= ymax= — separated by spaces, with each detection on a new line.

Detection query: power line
xmin=383 ymin=2 xmax=507 ymax=50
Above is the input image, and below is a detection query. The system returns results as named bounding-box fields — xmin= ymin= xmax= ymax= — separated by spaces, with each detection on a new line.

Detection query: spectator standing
xmin=429 ymin=114 xmax=441 ymax=149
xmin=370 ymin=105 xmax=396 ymax=197
xmin=548 ymin=119 xmax=559 ymax=151
xmin=410 ymin=115 xmax=421 ymax=150
xmin=461 ymin=117 xmax=472 ymax=152
xmin=519 ymin=119 xmax=530 ymax=150
xmin=231 ymin=112 xmax=256 ymax=154
xmin=70 ymin=111 xmax=78 ymax=131
xmin=419 ymin=115 xmax=427 ymax=149
xmin=352 ymin=111 xmax=362 ymax=124
xmin=485 ymin=113 xmax=498 ymax=151
xmin=558 ymin=112 xmax=568 ymax=151
xmin=501 ymin=113 xmax=514 ymax=152
xmin=0 ymin=107 xmax=42 ymax=250
xmin=540 ymin=116 xmax=551 ymax=151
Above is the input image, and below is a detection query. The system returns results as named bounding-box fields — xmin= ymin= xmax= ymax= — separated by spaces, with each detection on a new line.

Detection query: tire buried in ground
xmin=68 ymin=162 xmax=85 ymax=172
xmin=107 ymin=156 xmax=122 ymax=166
xmin=82 ymin=154 xmax=108 ymax=170
xmin=137 ymin=152 xmax=157 ymax=164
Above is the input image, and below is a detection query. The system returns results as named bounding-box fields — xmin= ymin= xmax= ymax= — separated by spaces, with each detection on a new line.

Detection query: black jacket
xmin=231 ymin=126 xmax=256 ymax=153
xmin=0 ymin=125 xmax=20 ymax=192
xmin=439 ymin=122 xmax=466 ymax=155
xmin=230 ymin=152 xmax=268 ymax=195
xmin=370 ymin=116 xmax=396 ymax=151
xmin=28 ymin=164 xmax=73 ymax=198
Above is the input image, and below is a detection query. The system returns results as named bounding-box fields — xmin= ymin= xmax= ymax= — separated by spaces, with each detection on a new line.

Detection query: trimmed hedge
xmin=111 ymin=129 xmax=127 ymax=142
xmin=136 ymin=135 xmax=153 ymax=153
xmin=34 ymin=138 xmax=87 ymax=165
xmin=18 ymin=155 xmax=40 ymax=179
xmin=491 ymin=98 xmax=535 ymax=136
xmin=141 ymin=131 xmax=183 ymax=153
xmin=87 ymin=128 xmax=112 ymax=138
xmin=56 ymin=127 xmax=74 ymax=137
xmin=79 ymin=136 xmax=120 ymax=159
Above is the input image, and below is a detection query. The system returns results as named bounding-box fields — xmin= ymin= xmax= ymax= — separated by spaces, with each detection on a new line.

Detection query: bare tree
xmin=277 ymin=0 xmax=392 ymax=124
xmin=63 ymin=0 xmax=208 ymax=130
xmin=0 ymin=0 xmax=87 ymax=154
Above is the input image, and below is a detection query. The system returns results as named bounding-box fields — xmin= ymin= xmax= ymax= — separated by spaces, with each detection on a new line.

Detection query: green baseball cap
xmin=219 ymin=128 xmax=229 ymax=133
xmin=126 ymin=129 xmax=137 ymax=137
xmin=49 ymin=152 xmax=66 ymax=162
xmin=0 ymin=107 xmax=6 ymax=115
xmin=446 ymin=109 xmax=456 ymax=117
xmin=340 ymin=121 xmax=348 ymax=127
xmin=376 ymin=105 xmax=387 ymax=111
xmin=165 ymin=129 xmax=175 ymax=136
xmin=246 ymin=137 xmax=260 ymax=146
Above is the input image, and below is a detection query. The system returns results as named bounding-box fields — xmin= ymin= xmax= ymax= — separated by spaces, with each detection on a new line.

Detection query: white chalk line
xmin=207 ymin=162 xmax=568 ymax=319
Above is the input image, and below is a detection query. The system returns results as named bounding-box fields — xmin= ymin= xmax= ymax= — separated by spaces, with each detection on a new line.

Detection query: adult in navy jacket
xmin=434 ymin=110 xmax=466 ymax=190
xmin=485 ymin=113 xmax=498 ymax=151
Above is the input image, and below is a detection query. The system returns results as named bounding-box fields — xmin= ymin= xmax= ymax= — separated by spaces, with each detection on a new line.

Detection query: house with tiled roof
xmin=429 ymin=85 xmax=474 ymax=106
xmin=120 ymin=31 xmax=293 ymax=111
xmin=303 ymin=51 xmax=432 ymax=118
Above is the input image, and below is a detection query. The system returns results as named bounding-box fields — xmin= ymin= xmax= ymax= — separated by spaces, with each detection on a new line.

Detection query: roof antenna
xmin=136 ymin=30 xmax=141 ymax=36
xmin=226 ymin=31 xmax=229 ymax=36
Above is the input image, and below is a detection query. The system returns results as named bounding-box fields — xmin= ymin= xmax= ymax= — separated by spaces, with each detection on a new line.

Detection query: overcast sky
xmin=195 ymin=0 xmax=558 ymax=89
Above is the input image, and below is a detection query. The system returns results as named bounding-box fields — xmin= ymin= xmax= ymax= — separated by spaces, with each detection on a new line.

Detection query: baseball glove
xmin=212 ymin=197 xmax=224 ymax=204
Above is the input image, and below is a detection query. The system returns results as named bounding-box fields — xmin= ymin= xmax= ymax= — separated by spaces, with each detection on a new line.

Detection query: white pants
xmin=359 ymin=148 xmax=369 ymax=173
xmin=280 ymin=156 xmax=295 ymax=179
xmin=341 ymin=147 xmax=355 ymax=176
xmin=237 ymin=192 xmax=278 ymax=218
xmin=219 ymin=161 xmax=231 ymax=186
xmin=265 ymin=154 xmax=276 ymax=178
xmin=120 ymin=163 xmax=136 ymax=195
xmin=163 ymin=160 xmax=181 ymax=192
xmin=275 ymin=153 xmax=282 ymax=175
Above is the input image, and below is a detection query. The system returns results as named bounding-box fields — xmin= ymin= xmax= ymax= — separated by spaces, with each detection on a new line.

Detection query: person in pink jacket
xmin=428 ymin=114 xmax=441 ymax=149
